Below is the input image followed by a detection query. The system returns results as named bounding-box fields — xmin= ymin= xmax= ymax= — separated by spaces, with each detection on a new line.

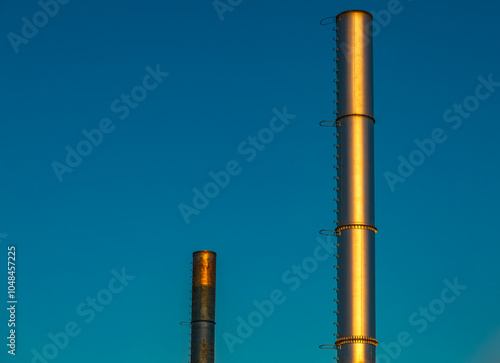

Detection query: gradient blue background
xmin=1 ymin=0 xmax=499 ymax=362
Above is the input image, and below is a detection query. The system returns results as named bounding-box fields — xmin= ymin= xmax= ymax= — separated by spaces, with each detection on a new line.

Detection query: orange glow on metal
xmin=193 ymin=251 xmax=216 ymax=287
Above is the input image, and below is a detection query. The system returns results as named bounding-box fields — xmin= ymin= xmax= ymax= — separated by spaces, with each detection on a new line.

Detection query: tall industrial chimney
xmin=323 ymin=10 xmax=378 ymax=363
xmin=190 ymin=251 xmax=217 ymax=363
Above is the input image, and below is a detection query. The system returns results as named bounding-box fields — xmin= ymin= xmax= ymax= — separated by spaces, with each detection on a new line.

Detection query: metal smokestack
xmin=332 ymin=10 xmax=378 ymax=363
xmin=190 ymin=251 xmax=216 ymax=363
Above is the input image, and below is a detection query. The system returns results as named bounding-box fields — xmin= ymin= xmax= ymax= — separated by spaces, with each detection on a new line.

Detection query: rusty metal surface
xmin=191 ymin=321 xmax=215 ymax=363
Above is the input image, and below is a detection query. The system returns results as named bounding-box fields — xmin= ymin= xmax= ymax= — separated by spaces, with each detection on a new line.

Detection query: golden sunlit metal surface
xmin=338 ymin=115 xmax=374 ymax=225
xmin=335 ymin=10 xmax=377 ymax=363
xmin=336 ymin=11 xmax=374 ymax=118
xmin=191 ymin=251 xmax=216 ymax=363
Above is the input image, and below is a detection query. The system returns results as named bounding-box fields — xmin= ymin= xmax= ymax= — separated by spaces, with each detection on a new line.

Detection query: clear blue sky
xmin=1 ymin=1 xmax=499 ymax=363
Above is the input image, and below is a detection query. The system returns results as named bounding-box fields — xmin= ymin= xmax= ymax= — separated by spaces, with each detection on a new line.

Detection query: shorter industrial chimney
xmin=190 ymin=251 xmax=217 ymax=363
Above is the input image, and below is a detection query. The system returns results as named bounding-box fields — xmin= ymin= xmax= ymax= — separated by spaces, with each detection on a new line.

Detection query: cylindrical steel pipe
xmin=335 ymin=10 xmax=377 ymax=363
xmin=336 ymin=10 xmax=374 ymax=118
xmin=191 ymin=251 xmax=216 ymax=363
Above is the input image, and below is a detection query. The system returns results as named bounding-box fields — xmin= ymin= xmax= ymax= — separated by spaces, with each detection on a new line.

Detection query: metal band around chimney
xmin=335 ymin=336 xmax=378 ymax=348
xmin=335 ymin=224 xmax=378 ymax=234
xmin=336 ymin=113 xmax=376 ymax=123
xmin=191 ymin=319 xmax=216 ymax=324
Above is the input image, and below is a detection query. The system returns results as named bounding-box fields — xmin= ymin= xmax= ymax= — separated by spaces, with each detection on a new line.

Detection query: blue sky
xmin=1 ymin=0 xmax=499 ymax=362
